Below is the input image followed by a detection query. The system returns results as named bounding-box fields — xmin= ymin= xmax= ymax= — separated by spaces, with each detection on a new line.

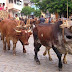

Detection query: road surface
xmin=0 ymin=35 xmax=72 ymax=72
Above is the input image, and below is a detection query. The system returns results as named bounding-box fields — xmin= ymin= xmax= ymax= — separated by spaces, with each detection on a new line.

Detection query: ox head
xmin=30 ymin=19 xmax=36 ymax=24
xmin=27 ymin=29 xmax=32 ymax=38
xmin=23 ymin=24 xmax=31 ymax=30
xmin=15 ymin=24 xmax=31 ymax=31
xmin=19 ymin=30 xmax=29 ymax=45
xmin=59 ymin=21 xmax=72 ymax=54
xmin=14 ymin=29 xmax=29 ymax=45
xmin=19 ymin=29 xmax=32 ymax=45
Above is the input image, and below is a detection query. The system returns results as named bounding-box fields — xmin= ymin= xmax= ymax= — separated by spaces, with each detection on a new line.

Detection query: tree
xmin=34 ymin=9 xmax=41 ymax=17
xmin=31 ymin=0 xmax=72 ymax=17
xmin=21 ymin=6 xmax=35 ymax=16
xmin=30 ymin=0 xmax=39 ymax=3
xmin=21 ymin=6 xmax=41 ymax=17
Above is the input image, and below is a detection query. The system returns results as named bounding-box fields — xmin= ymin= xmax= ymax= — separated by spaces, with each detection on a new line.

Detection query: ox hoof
xmin=49 ymin=57 xmax=52 ymax=61
xmin=3 ymin=48 xmax=6 ymax=51
xmin=23 ymin=50 xmax=26 ymax=53
xmin=58 ymin=63 xmax=62 ymax=71
xmin=8 ymin=48 xmax=10 ymax=50
xmin=63 ymin=60 xmax=67 ymax=64
xmin=13 ymin=53 xmax=16 ymax=56
xmin=43 ymin=52 xmax=46 ymax=56
xmin=3 ymin=50 xmax=6 ymax=52
xmin=1 ymin=38 xmax=2 ymax=40
xmin=34 ymin=57 xmax=40 ymax=65
xmin=59 ymin=68 xmax=62 ymax=71
xmin=36 ymin=61 xmax=40 ymax=65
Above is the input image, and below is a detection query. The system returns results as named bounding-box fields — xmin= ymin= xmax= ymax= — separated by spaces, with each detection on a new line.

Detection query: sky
xmin=30 ymin=3 xmax=39 ymax=10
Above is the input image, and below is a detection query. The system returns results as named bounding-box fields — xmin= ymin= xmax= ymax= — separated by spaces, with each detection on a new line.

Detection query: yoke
xmin=0 ymin=10 xmax=9 ymax=19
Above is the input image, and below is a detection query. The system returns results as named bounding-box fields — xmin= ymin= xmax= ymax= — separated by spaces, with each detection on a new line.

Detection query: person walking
xmin=0 ymin=4 xmax=2 ymax=10
xmin=2 ymin=3 xmax=5 ymax=10
xmin=48 ymin=17 xmax=52 ymax=23
xmin=39 ymin=15 xmax=45 ymax=23
xmin=15 ymin=14 xmax=19 ymax=20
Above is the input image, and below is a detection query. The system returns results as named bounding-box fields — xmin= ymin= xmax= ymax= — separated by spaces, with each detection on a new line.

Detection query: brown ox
xmin=33 ymin=21 xmax=72 ymax=70
xmin=0 ymin=19 xmax=29 ymax=55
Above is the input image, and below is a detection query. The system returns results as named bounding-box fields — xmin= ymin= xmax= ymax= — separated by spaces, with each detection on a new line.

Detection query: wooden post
xmin=62 ymin=19 xmax=66 ymax=43
xmin=62 ymin=19 xmax=65 ymax=40
xmin=67 ymin=0 xmax=68 ymax=21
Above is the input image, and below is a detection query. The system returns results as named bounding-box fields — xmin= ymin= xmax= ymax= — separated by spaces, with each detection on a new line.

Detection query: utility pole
xmin=67 ymin=0 xmax=68 ymax=20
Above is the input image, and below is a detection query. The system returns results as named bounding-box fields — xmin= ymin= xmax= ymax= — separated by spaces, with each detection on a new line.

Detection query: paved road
xmin=0 ymin=35 xmax=72 ymax=72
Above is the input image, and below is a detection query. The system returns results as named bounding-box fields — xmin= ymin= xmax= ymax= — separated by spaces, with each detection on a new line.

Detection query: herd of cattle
xmin=0 ymin=18 xmax=72 ymax=71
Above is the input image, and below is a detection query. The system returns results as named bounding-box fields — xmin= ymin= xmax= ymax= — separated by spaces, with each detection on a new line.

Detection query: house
xmin=0 ymin=0 xmax=30 ymax=17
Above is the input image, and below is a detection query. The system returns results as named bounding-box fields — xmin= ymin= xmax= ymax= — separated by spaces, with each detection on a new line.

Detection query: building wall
xmin=0 ymin=0 xmax=31 ymax=17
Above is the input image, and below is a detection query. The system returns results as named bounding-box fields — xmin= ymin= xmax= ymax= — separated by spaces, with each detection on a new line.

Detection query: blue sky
xmin=31 ymin=4 xmax=39 ymax=10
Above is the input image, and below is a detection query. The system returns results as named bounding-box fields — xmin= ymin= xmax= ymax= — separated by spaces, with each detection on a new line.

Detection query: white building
xmin=0 ymin=0 xmax=30 ymax=17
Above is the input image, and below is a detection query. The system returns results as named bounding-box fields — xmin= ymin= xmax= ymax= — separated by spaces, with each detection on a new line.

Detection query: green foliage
xmin=34 ymin=9 xmax=41 ymax=17
xmin=30 ymin=0 xmax=39 ymax=3
xmin=21 ymin=6 xmax=41 ymax=17
xmin=21 ymin=6 xmax=35 ymax=16
xmin=31 ymin=0 xmax=72 ymax=17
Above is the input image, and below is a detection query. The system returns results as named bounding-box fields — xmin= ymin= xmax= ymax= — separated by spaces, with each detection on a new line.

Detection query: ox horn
xmin=60 ymin=23 xmax=67 ymax=28
xmin=23 ymin=24 xmax=31 ymax=28
xmin=60 ymin=20 xmax=68 ymax=28
xmin=23 ymin=24 xmax=31 ymax=30
xmin=14 ymin=28 xmax=22 ymax=36
xmin=60 ymin=20 xmax=72 ymax=28
xmin=28 ymin=29 xmax=32 ymax=33
xmin=14 ymin=28 xmax=21 ymax=33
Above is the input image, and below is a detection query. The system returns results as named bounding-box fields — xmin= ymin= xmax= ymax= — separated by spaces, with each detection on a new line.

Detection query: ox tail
xmin=33 ymin=27 xmax=38 ymax=41
xmin=30 ymin=24 xmax=36 ymax=31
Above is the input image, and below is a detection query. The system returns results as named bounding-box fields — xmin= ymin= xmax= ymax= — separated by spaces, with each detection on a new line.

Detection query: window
xmin=20 ymin=1 xmax=22 ymax=5
xmin=16 ymin=0 xmax=22 ymax=5
xmin=17 ymin=0 xmax=20 ymax=1
xmin=9 ymin=0 xmax=13 ymax=3
xmin=14 ymin=0 xmax=16 ymax=4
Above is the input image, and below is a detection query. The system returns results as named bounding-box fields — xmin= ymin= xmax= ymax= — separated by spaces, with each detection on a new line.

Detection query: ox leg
xmin=43 ymin=47 xmax=47 ymax=56
xmin=19 ymin=41 xmax=26 ymax=53
xmin=13 ymin=43 xmax=16 ymax=55
xmin=1 ymin=32 xmax=3 ymax=40
xmin=3 ymin=37 xmax=6 ymax=51
xmin=23 ymin=45 xmax=26 ymax=53
xmin=43 ymin=47 xmax=52 ymax=61
xmin=52 ymin=45 xmax=62 ymax=70
xmin=48 ymin=48 xmax=52 ymax=61
xmin=6 ymin=39 xmax=10 ymax=50
xmin=34 ymin=42 xmax=41 ymax=64
xmin=63 ymin=52 xmax=67 ymax=64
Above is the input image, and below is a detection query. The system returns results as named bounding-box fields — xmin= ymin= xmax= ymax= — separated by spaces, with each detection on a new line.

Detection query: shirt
xmin=16 ymin=17 xmax=19 ymax=20
xmin=39 ymin=18 xmax=45 ymax=23
xmin=0 ymin=7 xmax=2 ymax=10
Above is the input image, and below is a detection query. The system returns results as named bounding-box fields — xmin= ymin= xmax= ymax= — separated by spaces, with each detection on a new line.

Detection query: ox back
xmin=33 ymin=21 xmax=63 ymax=47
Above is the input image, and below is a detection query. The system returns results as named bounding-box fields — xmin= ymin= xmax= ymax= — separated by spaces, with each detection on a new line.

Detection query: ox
xmin=0 ymin=19 xmax=31 ymax=55
xmin=33 ymin=21 xmax=72 ymax=70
